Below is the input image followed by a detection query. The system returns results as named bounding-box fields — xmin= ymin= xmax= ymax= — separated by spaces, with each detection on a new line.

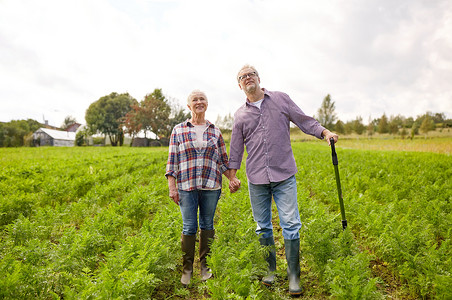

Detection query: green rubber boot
xmin=199 ymin=229 xmax=215 ymax=281
xmin=259 ymin=236 xmax=277 ymax=286
xmin=285 ymin=238 xmax=302 ymax=296
xmin=181 ymin=234 xmax=196 ymax=285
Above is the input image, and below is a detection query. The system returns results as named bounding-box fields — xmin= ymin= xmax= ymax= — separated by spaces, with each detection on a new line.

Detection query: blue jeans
xmin=179 ymin=189 xmax=221 ymax=235
xmin=248 ymin=175 xmax=301 ymax=240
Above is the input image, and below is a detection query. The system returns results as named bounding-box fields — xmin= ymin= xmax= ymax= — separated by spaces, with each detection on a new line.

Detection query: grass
xmin=286 ymin=128 xmax=452 ymax=155
xmin=1 ymin=131 xmax=450 ymax=299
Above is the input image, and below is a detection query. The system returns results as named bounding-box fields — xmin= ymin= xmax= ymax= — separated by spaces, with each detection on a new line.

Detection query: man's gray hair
xmin=237 ymin=64 xmax=259 ymax=82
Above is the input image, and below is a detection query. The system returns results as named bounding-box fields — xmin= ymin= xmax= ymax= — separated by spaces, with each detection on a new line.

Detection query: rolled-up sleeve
xmin=165 ymin=127 xmax=179 ymax=178
xmin=287 ymin=95 xmax=325 ymax=139
xmin=228 ymin=111 xmax=245 ymax=170
xmin=217 ymin=134 xmax=229 ymax=174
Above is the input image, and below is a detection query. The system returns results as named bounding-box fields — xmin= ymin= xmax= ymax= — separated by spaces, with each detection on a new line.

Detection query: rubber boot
xmin=285 ymin=238 xmax=302 ymax=296
xmin=259 ymin=236 xmax=277 ymax=286
xmin=199 ymin=229 xmax=215 ymax=281
xmin=181 ymin=234 xmax=196 ymax=286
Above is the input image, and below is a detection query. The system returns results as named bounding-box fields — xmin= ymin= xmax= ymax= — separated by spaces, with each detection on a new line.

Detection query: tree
xmin=353 ymin=116 xmax=365 ymax=135
xmin=388 ymin=115 xmax=405 ymax=135
xmin=316 ymin=94 xmax=337 ymax=130
xmin=0 ymin=119 xmax=41 ymax=147
xmin=404 ymin=117 xmax=414 ymax=128
xmin=215 ymin=113 xmax=234 ymax=131
xmin=122 ymin=103 xmax=143 ymax=142
xmin=432 ymin=112 xmax=445 ymax=124
xmin=400 ymin=128 xmax=408 ymax=139
xmin=335 ymin=120 xmax=345 ymax=134
xmin=85 ymin=92 xmax=136 ymax=146
xmin=344 ymin=120 xmax=354 ymax=135
xmin=75 ymin=130 xmax=86 ymax=146
xmin=122 ymin=91 xmax=190 ymax=143
xmin=410 ymin=122 xmax=420 ymax=139
xmin=61 ymin=116 xmax=77 ymax=130
xmin=139 ymin=89 xmax=171 ymax=139
xmin=420 ymin=114 xmax=435 ymax=135
xmin=377 ymin=114 xmax=389 ymax=134
xmin=388 ymin=120 xmax=399 ymax=135
xmin=162 ymin=96 xmax=191 ymax=138
xmin=367 ymin=116 xmax=375 ymax=137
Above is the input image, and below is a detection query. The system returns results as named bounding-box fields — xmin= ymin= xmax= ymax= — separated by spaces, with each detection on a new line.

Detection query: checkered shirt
xmin=165 ymin=120 xmax=229 ymax=191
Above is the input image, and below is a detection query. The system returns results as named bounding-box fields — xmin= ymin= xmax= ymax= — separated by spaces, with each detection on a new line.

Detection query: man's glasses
xmin=238 ymin=72 xmax=257 ymax=82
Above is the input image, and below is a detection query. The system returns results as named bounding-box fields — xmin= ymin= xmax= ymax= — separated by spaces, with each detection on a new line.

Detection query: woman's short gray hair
xmin=187 ymin=89 xmax=208 ymax=104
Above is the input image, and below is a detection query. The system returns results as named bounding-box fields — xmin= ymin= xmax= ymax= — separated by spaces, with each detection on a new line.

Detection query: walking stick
xmin=330 ymin=138 xmax=347 ymax=230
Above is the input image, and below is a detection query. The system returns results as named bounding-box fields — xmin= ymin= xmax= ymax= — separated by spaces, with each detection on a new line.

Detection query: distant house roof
xmin=35 ymin=128 xmax=76 ymax=141
xmin=66 ymin=123 xmax=81 ymax=132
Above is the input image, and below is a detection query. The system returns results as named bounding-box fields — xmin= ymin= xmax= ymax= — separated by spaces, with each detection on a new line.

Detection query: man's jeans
xmin=248 ymin=175 xmax=301 ymax=240
xmin=179 ymin=189 xmax=221 ymax=235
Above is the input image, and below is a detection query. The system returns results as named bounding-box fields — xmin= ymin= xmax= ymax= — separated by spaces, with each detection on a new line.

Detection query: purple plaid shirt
xmin=229 ymin=89 xmax=325 ymax=184
xmin=165 ymin=120 xmax=229 ymax=191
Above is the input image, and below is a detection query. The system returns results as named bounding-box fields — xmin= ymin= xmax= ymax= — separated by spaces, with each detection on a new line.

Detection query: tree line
xmin=314 ymin=94 xmax=451 ymax=139
xmin=0 ymin=92 xmax=450 ymax=147
xmin=0 ymin=119 xmax=42 ymax=147
xmin=80 ymin=89 xmax=190 ymax=146
xmin=0 ymin=89 xmax=190 ymax=147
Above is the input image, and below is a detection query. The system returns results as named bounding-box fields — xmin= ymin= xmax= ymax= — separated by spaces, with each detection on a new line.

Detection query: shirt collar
xmin=185 ymin=119 xmax=213 ymax=128
xmin=245 ymin=88 xmax=268 ymax=107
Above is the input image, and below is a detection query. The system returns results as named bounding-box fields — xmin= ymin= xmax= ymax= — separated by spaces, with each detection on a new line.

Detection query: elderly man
xmin=228 ymin=65 xmax=338 ymax=296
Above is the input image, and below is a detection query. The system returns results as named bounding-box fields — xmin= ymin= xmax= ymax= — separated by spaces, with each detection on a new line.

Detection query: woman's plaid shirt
xmin=165 ymin=120 xmax=229 ymax=191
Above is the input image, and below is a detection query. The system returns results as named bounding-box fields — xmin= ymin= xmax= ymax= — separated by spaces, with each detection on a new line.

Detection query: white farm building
xmin=33 ymin=128 xmax=76 ymax=147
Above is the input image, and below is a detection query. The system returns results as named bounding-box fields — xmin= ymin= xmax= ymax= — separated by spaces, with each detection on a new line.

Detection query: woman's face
xmin=187 ymin=92 xmax=208 ymax=115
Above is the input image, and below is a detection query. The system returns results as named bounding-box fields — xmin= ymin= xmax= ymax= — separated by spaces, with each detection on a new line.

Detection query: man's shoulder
xmin=233 ymin=102 xmax=248 ymax=116
xmin=265 ymin=89 xmax=289 ymax=99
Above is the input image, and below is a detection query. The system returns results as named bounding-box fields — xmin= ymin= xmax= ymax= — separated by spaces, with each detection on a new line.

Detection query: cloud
xmin=0 ymin=0 xmax=451 ymax=128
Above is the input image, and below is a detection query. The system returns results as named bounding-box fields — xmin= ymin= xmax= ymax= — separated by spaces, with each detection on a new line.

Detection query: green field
xmin=1 ymin=141 xmax=451 ymax=299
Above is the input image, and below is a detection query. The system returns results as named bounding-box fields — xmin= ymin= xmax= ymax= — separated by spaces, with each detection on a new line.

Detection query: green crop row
xmin=1 ymin=147 xmax=182 ymax=299
xmin=293 ymin=142 xmax=452 ymax=299
xmin=0 ymin=144 xmax=451 ymax=299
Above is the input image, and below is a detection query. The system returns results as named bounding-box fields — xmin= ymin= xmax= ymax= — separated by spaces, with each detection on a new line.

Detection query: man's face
xmin=238 ymin=68 xmax=260 ymax=93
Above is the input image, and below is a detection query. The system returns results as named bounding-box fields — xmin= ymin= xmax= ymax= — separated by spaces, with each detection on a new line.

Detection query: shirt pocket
xmin=205 ymin=137 xmax=220 ymax=162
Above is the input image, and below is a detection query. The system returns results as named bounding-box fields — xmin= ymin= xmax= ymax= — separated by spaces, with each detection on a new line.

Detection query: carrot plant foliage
xmin=0 ymin=143 xmax=450 ymax=299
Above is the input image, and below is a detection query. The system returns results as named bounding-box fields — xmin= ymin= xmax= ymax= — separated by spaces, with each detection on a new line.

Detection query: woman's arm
xmin=167 ymin=175 xmax=180 ymax=205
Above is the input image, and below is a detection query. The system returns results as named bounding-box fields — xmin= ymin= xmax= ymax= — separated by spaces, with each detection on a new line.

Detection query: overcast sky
xmin=1 ymin=0 xmax=451 ymax=127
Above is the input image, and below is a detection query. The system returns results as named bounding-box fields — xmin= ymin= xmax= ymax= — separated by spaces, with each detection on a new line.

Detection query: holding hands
xmin=229 ymin=177 xmax=241 ymax=193
xmin=225 ymin=169 xmax=241 ymax=193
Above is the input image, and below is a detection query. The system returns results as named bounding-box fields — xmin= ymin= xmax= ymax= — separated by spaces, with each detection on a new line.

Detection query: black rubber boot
xmin=285 ymin=238 xmax=302 ymax=296
xmin=199 ymin=229 xmax=215 ymax=281
xmin=181 ymin=234 xmax=196 ymax=285
xmin=259 ymin=236 xmax=277 ymax=286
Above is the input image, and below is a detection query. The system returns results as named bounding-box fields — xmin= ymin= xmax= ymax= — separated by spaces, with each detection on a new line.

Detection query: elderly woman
xmin=165 ymin=90 xmax=240 ymax=286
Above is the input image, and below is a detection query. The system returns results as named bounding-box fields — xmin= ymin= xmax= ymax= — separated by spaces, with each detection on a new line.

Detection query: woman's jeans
xmin=248 ymin=175 xmax=301 ymax=240
xmin=179 ymin=189 xmax=221 ymax=235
